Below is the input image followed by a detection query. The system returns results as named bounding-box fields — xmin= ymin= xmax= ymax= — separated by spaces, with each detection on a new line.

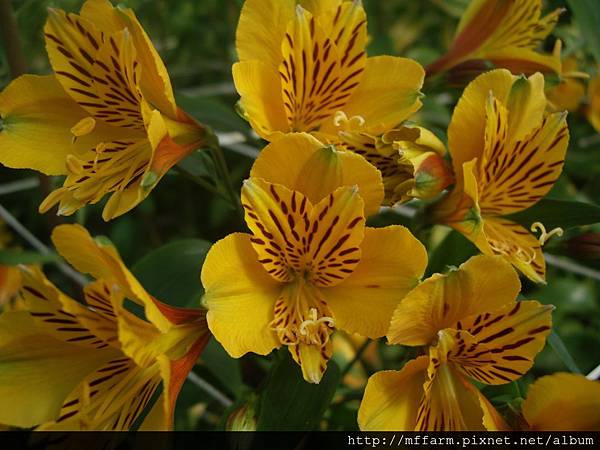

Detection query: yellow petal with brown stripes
xmin=478 ymin=109 xmax=569 ymax=216
xmin=242 ymin=179 xmax=314 ymax=282
xmin=388 ymin=255 xmax=520 ymax=346
xmin=279 ymin=5 xmax=365 ymax=132
xmin=449 ymin=300 xmax=553 ymax=385
xmin=18 ymin=266 xmax=113 ymax=351
xmin=0 ymin=311 xmax=119 ymax=428
xmin=241 ymin=179 xmax=365 ymax=286
xmin=416 ymin=357 xmax=486 ymax=431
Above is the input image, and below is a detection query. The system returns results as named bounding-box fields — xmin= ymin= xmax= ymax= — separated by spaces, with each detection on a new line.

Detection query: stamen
xmin=333 ymin=111 xmax=365 ymax=130
xmin=488 ymin=238 xmax=535 ymax=264
xmin=531 ymin=221 xmax=564 ymax=246
xmin=70 ymin=117 xmax=96 ymax=143
xmin=298 ymin=307 xmax=335 ymax=337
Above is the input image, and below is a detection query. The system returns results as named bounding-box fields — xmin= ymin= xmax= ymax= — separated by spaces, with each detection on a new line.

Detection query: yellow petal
xmin=0 ymin=311 xmax=118 ymax=428
xmin=322 ymin=56 xmax=424 ymax=136
xmin=0 ymin=265 xmax=21 ymax=306
xmin=242 ymin=179 xmax=365 ymax=287
xmin=388 ymin=255 xmax=520 ymax=346
xmin=202 ymin=233 xmax=281 ymax=358
xmin=431 ymin=159 xmax=491 ymax=254
xmin=451 ymin=300 xmax=553 ymax=385
xmin=250 ymin=132 xmax=384 ymax=216
xmin=51 ymin=224 xmax=174 ymax=332
xmin=78 ymin=0 xmax=177 ymax=117
xmin=279 ymin=4 xmax=366 ymax=132
xmin=18 ymin=266 xmax=116 ymax=350
xmin=484 ymin=217 xmax=546 ymax=283
xmin=290 ymin=340 xmax=333 ymax=384
xmin=448 ymin=69 xmax=515 ymax=175
xmin=299 ymin=0 xmax=342 ymax=18
xmin=39 ymin=359 xmax=160 ymax=431
xmin=235 ymin=0 xmax=295 ymax=65
xmin=45 ymin=9 xmax=147 ymax=131
xmin=0 ymin=75 xmax=130 ymax=175
xmin=325 ymin=226 xmax=427 ymax=338
xmin=138 ymin=393 xmax=168 ymax=431
xmin=232 ymin=60 xmax=289 ymax=140
xmin=522 ymin=373 xmax=600 ymax=431
xmin=478 ymin=108 xmax=568 ymax=216
xmin=113 ymin=6 xmax=178 ymax=118
xmin=358 ymin=356 xmax=429 ymax=431
xmin=417 ymin=357 xmax=486 ymax=431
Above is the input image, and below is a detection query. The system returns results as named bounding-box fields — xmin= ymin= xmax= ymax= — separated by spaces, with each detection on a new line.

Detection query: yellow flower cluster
xmin=0 ymin=0 xmax=598 ymax=432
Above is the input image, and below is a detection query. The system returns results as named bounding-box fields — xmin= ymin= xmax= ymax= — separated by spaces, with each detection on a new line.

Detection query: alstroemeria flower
xmin=358 ymin=255 xmax=553 ymax=431
xmin=202 ymin=178 xmax=427 ymax=384
xmin=337 ymin=124 xmax=453 ymax=205
xmin=586 ymin=74 xmax=600 ymax=133
xmin=0 ymin=0 xmax=208 ymax=221
xmin=233 ymin=0 xmax=424 ymax=142
xmin=431 ymin=69 xmax=569 ymax=283
xmin=427 ymin=0 xmax=562 ymax=79
xmin=0 ymin=224 xmax=210 ymax=430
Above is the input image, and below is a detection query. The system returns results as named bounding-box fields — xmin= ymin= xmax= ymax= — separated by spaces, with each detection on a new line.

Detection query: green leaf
xmin=566 ymin=0 xmax=600 ymax=63
xmin=507 ymin=199 xmax=600 ymax=230
xmin=548 ymin=330 xmax=582 ymax=374
xmin=132 ymin=239 xmax=211 ymax=308
xmin=0 ymin=249 xmax=60 ymax=265
xmin=256 ymin=350 xmax=341 ymax=431
xmin=426 ymin=229 xmax=478 ymax=276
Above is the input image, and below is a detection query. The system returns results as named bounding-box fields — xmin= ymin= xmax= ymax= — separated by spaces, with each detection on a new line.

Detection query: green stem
xmin=0 ymin=0 xmax=27 ymax=77
xmin=174 ymin=166 xmax=230 ymax=202
xmin=340 ymin=339 xmax=371 ymax=379
xmin=209 ymin=143 xmax=244 ymax=218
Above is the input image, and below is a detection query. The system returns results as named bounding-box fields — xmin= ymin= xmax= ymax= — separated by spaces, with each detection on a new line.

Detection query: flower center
xmin=269 ymin=277 xmax=335 ymax=348
xmin=488 ymin=238 xmax=536 ymax=264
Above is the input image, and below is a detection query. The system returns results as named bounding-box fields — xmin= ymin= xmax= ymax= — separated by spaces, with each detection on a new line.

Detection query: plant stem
xmin=186 ymin=371 xmax=233 ymax=408
xmin=209 ymin=143 xmax=244 ymax=217
xmin=340 ymin=339 xmax=371 ymax=379
xmin=174 ymin=166 xmax=230 ymax=201
xmin=0 ymin=0 xmax=27 ymax=77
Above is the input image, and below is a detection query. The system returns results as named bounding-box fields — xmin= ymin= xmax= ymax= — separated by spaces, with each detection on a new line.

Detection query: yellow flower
xmin=233 ymin=0 xmax=424 ymax=141
xmin=337 ymin=124 xmax=453 ymax=205
xmin=202 ymin=177 xmax=427 ymax=384
xmin=520 ymin=373 xmax=600 ymax=431
xmin=0 ymin=0 xmax=208 ymax=221
xmin=0 ymin=224 xmax=210 ymax=430
xmin=427 ymin=0 xmax=562 ymax=79
xmin=586 ymin=74 xmax=600 ymax=132
xmin=358 ymin=255 xmax=553 ymax=431
xmin=431 ymin=69 xmax=569 ymax=283
xmin=546 ymin=56 xmax=587 ymax=112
